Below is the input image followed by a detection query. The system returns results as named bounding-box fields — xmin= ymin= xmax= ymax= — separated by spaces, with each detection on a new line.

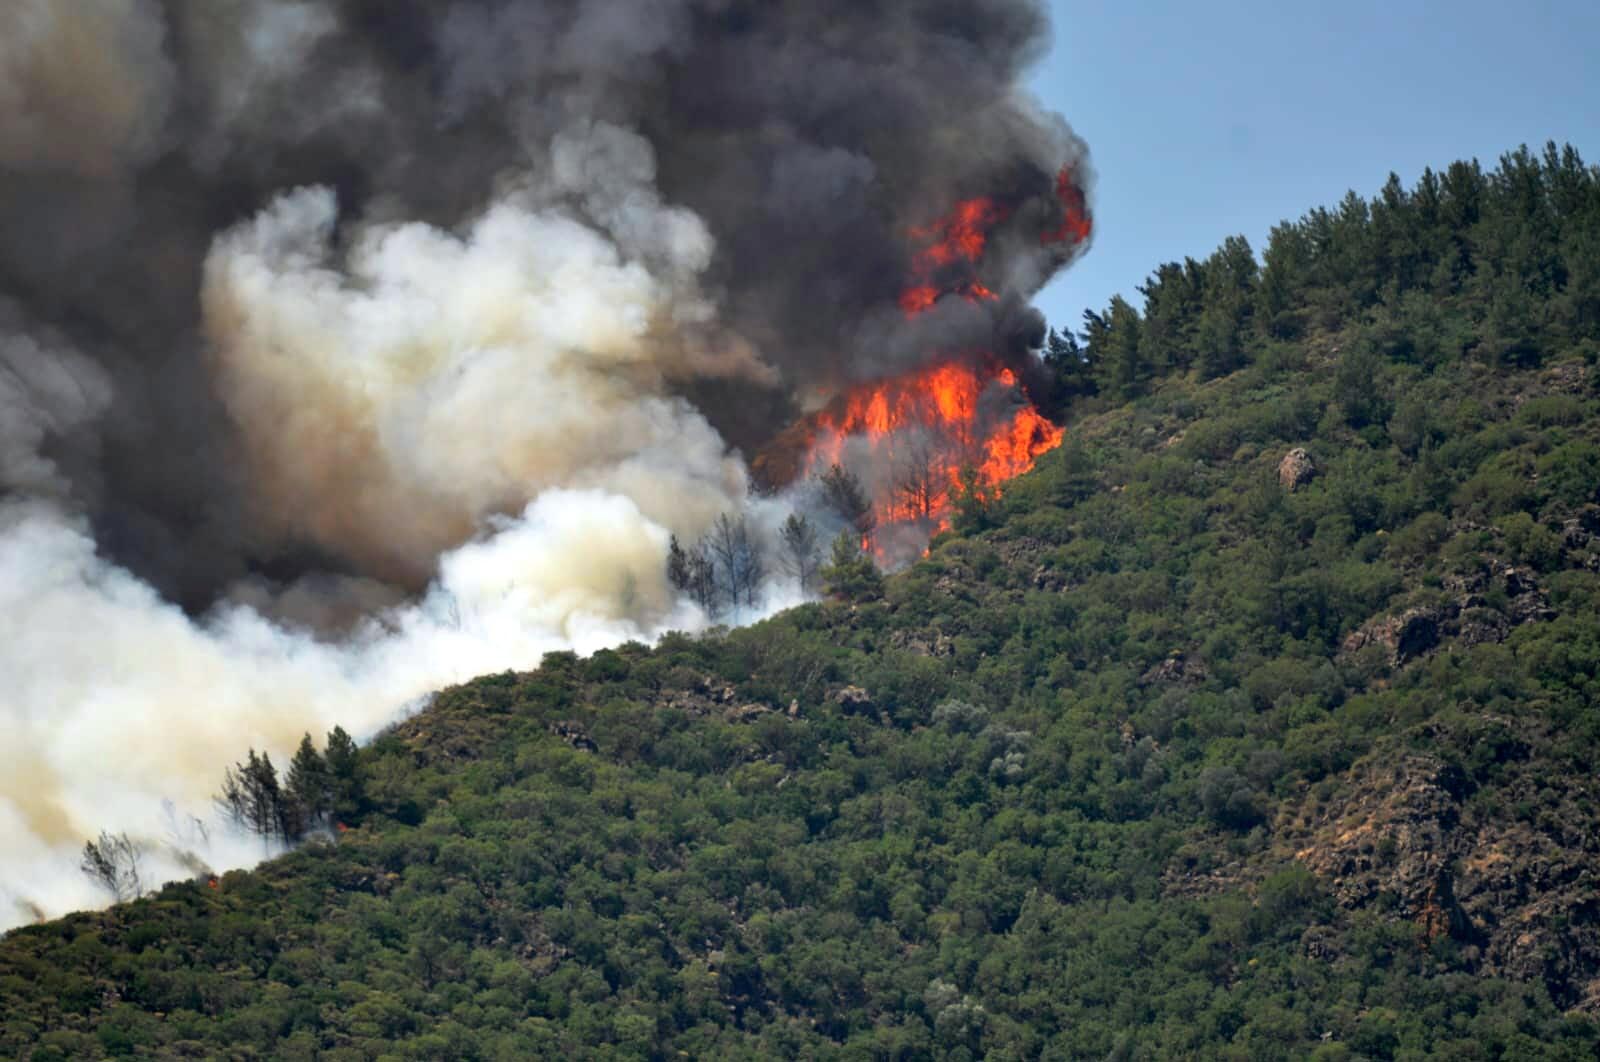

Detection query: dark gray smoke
xmin=0 ymin=0 xmax=1089 ymax=602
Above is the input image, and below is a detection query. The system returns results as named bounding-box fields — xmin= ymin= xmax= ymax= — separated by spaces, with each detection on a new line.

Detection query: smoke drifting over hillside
xmin=0 ymin=0 xmax=1090 ymax=928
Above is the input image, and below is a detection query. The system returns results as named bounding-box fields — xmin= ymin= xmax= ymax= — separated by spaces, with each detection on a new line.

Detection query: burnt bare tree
xmin=161 ymin=798 xmax=210 ymax=851
xmin=706 ymin=513 xmax=766 ymax=615
xmin=668 ymin=533 xmax=720 ymax=614
xmin=892 ymin=436 xmax=952 ymax=523
xmin=80 ymin=831 xmax=143 ymax=903
xmin=778 ymin=513 xmax=822 ymax=593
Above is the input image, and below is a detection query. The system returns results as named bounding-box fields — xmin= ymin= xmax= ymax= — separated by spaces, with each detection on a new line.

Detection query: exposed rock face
xmin=1341 ymin=561 xmax=1554 ymax=666
xmin=663 ymin=675 xmax=739 ymax=717
xmin=550 ymin=721 xmax=596 ymax=752
xmin=1341 ymin=607 xmax=1443 ymax=666
xmin=1031 ymin=565 xmax=1069 ymax=592
xmin=1561 ymin=505 xmax=1600 ymax=570
xmin=1284 ymin=739 xmax=1600 ymax=1012
xmin=1278 ymin=447 xmax=1317 ymax=491
xmin=832 ymin=685 xmax=875 ymax=715
xmin=890 ymin=630 xmax=957 ymax=658
xmin=725 ymin=703 xmax=775 ymax=723
xmin=1138 ymin=652 xmax=1208 ymax=688
xmin=1291 ymin=756 xmax=1469 ymax=925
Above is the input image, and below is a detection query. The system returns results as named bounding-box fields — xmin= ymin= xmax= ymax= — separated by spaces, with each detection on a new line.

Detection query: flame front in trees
xmin=803 ymin=361 xmax=1062 ymax=539
xmin=899 ymin=165 xmax=1090 ymax=316
xmin=766 ymin=171 xmax=1089 ymax=557
xmin=898 ymin=196 xmax=1009 ymax=317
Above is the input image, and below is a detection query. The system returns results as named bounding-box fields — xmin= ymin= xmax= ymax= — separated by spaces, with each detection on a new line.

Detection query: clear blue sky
xmin=1027 ymin=0 xmax=1600 ymax=332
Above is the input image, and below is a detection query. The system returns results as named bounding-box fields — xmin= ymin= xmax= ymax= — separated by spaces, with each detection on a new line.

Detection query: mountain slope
xmin=4 ymin=144 xmax=1600 ymax=1060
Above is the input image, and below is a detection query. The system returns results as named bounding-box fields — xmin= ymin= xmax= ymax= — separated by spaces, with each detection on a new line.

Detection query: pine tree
xmin=686 ymin=542 xmax=718 ymax=614
xmin=1136 ymin=259 xmax=1205 ymax=374
xmin=285 ymin=733 xmax=332 ymax=838
xmin=1043 ymin=326 xmax=1094 ymax=404
xmin=820 ymin=530 xmax=882 ymax=602
xmin=668 ymin=530 xmax=723 ymax=615
xmin=1194 ymin=235 xmax=1259 ymax=379
xmin=666 ymin=534 xmax=693 ymax=595
xmin=1096 ymin=295 xmax=1148 ymax=402
xmin=324 ymin=726 xmax=366 ymax=829
xmin=950 ymin=465 xmax=997 ymax=534
xmin=216 ymin=750 xmax=290 ymax=844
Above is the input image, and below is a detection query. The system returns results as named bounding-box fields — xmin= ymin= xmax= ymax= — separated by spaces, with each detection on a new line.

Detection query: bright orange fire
xmin=804 ymin=361 xmax=1062 ymax=536
xmin=771 ymin=172 xmax=1089 ymax=553
xmin=898 ymin=196 xmax=1009 ymax=316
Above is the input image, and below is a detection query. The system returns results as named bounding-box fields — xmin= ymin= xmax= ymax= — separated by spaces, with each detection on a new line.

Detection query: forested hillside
xmin=4 ymin=143 xmax=1600 ymax=1060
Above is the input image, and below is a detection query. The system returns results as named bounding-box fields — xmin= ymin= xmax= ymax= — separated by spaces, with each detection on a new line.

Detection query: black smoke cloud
xmin=0 ymin=0 xmax=1088 ymax=602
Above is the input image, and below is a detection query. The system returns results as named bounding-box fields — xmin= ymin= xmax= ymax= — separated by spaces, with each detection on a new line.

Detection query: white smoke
xmin=202 ymin=123 xmax=757 ymax=583
xmin=0 ymin=488 xmax=735 ymax=930
xmin=0 ymin=124 xmax=800 ymax=932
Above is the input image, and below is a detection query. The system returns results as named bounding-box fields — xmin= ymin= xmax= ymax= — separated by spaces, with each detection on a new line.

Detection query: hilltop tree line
xmin=1048 ymin=141 xmax=1600 ymax=404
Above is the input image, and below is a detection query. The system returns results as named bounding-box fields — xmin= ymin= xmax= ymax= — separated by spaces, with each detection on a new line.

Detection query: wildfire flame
xmin=1043 ymin=164 xmax=1093 ymax=247
xmin=760 ymin=165 xmax=1089 ymax=556
xmin=803 ymin=361 xmax=1062 ymax=536
xmin=898 ymin=196 xmax=1008 ymax=316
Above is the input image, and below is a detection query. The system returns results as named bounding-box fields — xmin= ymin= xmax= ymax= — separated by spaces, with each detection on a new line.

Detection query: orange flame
xmin=771 ymin=178 xmax=1086 ymax=556
xmin=899 ymin=196 xmax=1009 ymax=316
xmin=805 ymin=361 xmax=1061 ymax=539
xmin=1042 ymin=165 xmax=1093 ymax=248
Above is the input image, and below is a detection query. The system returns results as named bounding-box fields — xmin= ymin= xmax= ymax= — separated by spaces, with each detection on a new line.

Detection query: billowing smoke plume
xmin=202 ymin=123 xmax=757 ymax=584
xmin=0 ymin=0 xmax=1090 ymax=928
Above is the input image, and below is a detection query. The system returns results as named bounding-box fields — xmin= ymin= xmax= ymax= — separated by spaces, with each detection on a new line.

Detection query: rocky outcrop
xmin=725 ymin=702 xmax=775 ymax=723
xmin=1290 ymin=756 xmax=1469 ymax=925
xmin=890 ymin=629 xmax=957 ymax=658
xmin=1138 ymin=652 xmax=1208 ymax=688
xmin=1341 ymin=561 xmax=1553 ymax=666
xmin=1278 ymin=447 xmax=1317 ymax=491
xmin=663 ymin=675 xmax=740 ymax=717
xmin=1031 ymin=565 xmax=1069 ymax=592
xmin=1341 ymin=607 xmax=1443 ymax=666
xmin=1284 ymin=738 xmax=1600 ymax=1012
xmin=550 ymin=721 xmax=597 ymax=752
xmin=832 ymin=685 xmax=875 ymax=715
xmin=1561 ymin=505 xmax=1600 ymax=570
